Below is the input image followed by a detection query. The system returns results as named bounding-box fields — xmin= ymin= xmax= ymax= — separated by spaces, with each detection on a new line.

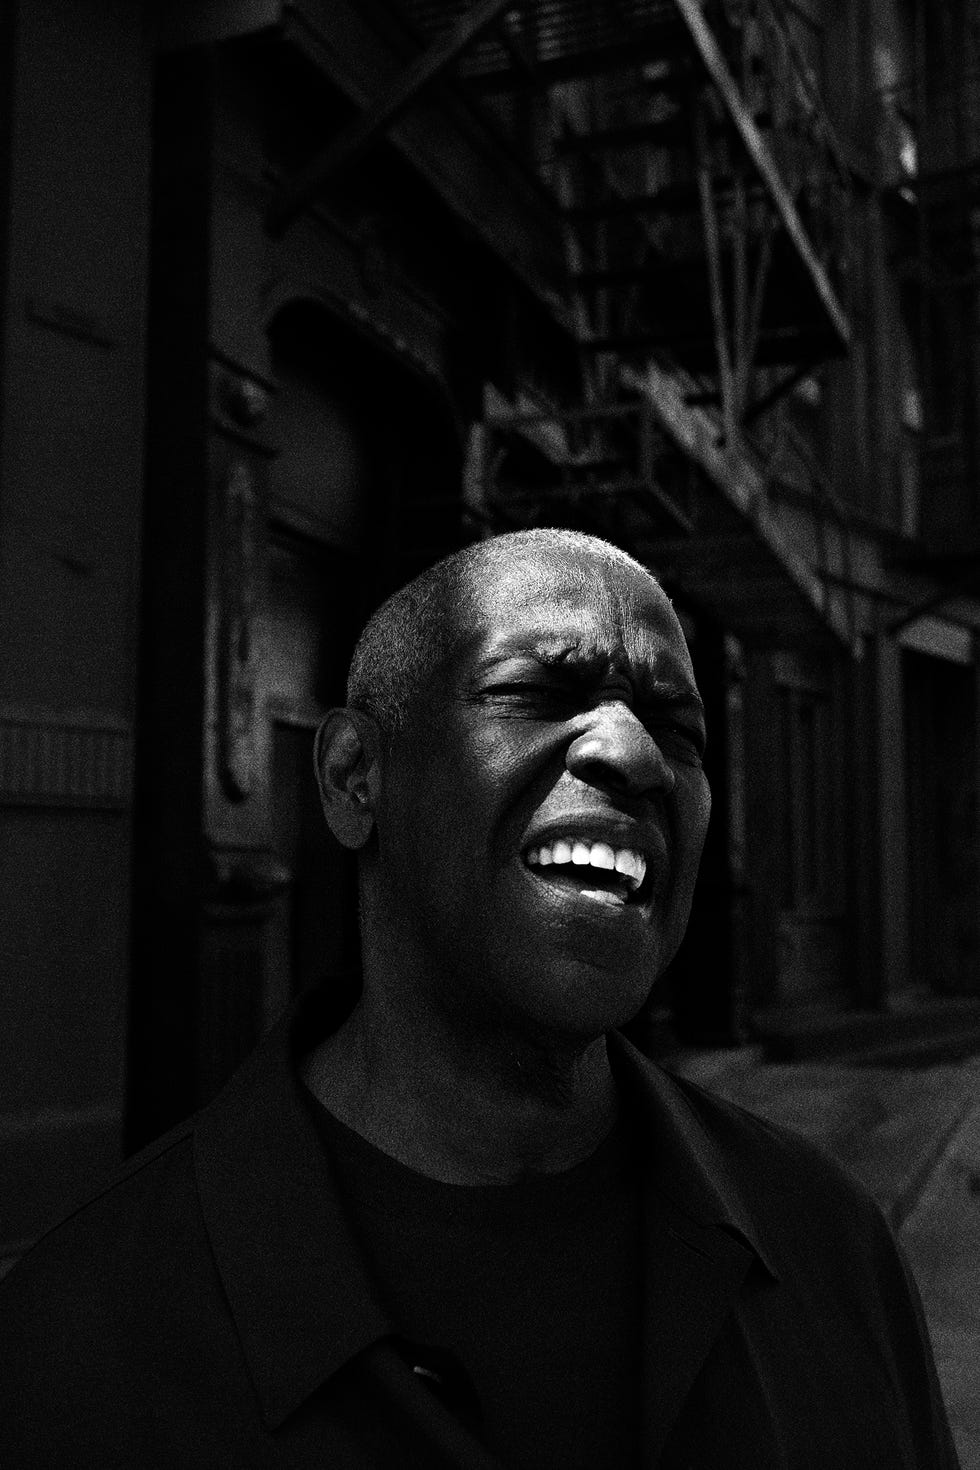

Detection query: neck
xmin=302 ymin=984 xmax=619 ymax=1186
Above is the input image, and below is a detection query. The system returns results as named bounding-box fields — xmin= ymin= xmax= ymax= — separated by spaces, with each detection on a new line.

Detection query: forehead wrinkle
xmin=480 ymin=628 xmax=703 ymax=714
xmin=510 ymin=627 xmax=615 ymax=666
xmin=479 ymin=620 xmax=621 ymax=673
xmin=472 ymin=551 xmax=695 ymax=684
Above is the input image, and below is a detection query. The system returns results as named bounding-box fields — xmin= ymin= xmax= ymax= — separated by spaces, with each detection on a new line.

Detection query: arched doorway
xmin=257 ymin=301 xmax=464 ymax=1015
xmin=130 ymin=296 xmax=464 ymax=1146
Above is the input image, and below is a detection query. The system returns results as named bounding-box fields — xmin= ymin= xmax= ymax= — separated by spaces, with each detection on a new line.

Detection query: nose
xmin=566 ymin=700 xmax=676 ymax=798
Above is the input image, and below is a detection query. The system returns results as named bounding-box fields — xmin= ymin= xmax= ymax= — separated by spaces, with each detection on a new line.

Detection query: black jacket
xmin=0 ymin=988 xmax=959 ymax=1468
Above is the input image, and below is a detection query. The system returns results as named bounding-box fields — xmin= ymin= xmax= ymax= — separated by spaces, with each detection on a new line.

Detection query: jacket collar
xmin=193 ymin=985 xmax=392 ymax=1430
xmin=607 ymin=1030 xmax=779 ymax=1282
xmin=607 ymin=1032 xmax=780 ymax=1463
xmin=193 ymin=989 xmax=777 ymax=1433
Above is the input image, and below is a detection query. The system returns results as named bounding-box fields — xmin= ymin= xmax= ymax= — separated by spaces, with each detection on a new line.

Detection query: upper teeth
xmin=525 ymin=840 xmax=647 ymax=891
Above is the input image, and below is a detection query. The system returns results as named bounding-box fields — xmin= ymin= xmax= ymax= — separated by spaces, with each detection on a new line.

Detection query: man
xmin=0 ymin=529 xmax=958 ymax=1467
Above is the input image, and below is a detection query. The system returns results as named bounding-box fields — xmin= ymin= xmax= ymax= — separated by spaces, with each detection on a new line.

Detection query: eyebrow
xmin=479 ymin=634 xmax=601 ymax=664
xmin=478 ymin=642 xmax=706 ymax=718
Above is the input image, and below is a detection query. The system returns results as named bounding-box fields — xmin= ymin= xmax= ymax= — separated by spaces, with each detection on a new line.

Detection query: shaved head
xmin=346 ymin=530 xmax=665 ymax=741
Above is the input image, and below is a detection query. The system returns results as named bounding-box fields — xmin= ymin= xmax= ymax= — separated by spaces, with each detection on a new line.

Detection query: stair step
xmin=556 ymin=116 xmax=690 ymax=156
xmin=564 ymin=173 xmax=770 ymax=222
xmin=465 ymin=36 xmax=692 ymax=91
xmin=564 ymin=180 xmax=700 ymax=221
xmin=556 ymin=108 xmax=773 ymax=162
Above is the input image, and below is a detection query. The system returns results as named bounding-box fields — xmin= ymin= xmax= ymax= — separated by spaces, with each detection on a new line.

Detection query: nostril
xmin=567 ymin=727 xmax=675 ymax=796
xmin=568 ymin=754 xmax=629 ymax=794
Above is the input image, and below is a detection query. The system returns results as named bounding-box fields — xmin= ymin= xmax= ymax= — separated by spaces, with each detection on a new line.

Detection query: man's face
xmin=366 ymin=547 xmax=711 ymax=1044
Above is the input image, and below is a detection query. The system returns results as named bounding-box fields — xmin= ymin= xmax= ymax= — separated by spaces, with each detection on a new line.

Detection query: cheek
xmin=378 ymin=766 xmax=495 ymax=885
xmin=675 ymin=773 xmax=712 ymax=861
xmin=694 ymin=774 xmax=712 ymax=838
xmin=450 ymin=732 xmax=557 ymax=826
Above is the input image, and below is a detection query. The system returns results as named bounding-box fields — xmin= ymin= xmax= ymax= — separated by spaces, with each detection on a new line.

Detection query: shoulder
xmin=0 ymin=1120 xmax=216 ymax=1346
xmin=6 ymin=1114 xmax=195 ymax=1257
xmin=1 ymin=992 xmax=313 ymax=1311
xmin=668 ymin=1068 xmax=869 ymax=1195
xmin=639 ymin=1066 xmax=960 ymax=1467
xmin=646 ymin=1062 xmax=897 ymax=1272
xmin=0 ymin=1118 xmax=209 ymax=1345
xmin=0 ymin=1115 xmax=255 ymax=1466
xmin=612 ymin=1034 xmax=902 ymax=1285
xmin=679 ymin=1067 xmax=884 ymax=1200
xmin=667 ymin=1068 xmax=946 ymax=1365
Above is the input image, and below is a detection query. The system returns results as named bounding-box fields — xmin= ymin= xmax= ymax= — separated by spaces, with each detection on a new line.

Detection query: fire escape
xmin=271 ymin=0 xmax=856 ymax=645
xmin=917 ymin=71 xmax=980 ymax=555
xmin=885 ymin=13 xmax=980 ymax=634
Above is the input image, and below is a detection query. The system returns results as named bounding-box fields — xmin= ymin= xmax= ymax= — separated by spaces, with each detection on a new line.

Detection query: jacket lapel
xmin=638 ymin=1186 xmax=755 ymax=1464
xmin=193 ymin=991 xmax=393 ymax=1430
xmin=606 ymin=1032 xmax=778 ymax=1464
xmin=194 ymin=990 xmax=513 ymax=1469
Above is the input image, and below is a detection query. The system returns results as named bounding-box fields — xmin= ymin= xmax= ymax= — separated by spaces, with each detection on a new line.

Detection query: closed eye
xmin=479 ymin=682 xmax=580 ymax=711
xmin=644 ymin=719 xmax=706 ymax=763
xmin=658 ymin=727 xmax=705 ymax=761
xmin=486 ymin=683 xmax=556 ymax=695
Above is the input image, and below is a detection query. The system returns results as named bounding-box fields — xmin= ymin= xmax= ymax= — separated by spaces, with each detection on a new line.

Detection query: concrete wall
xmin=0 ymin=0 xmax=150 ymax=1265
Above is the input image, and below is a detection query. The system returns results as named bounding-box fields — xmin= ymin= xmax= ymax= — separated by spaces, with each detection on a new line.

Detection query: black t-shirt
xmin=307 ymin=1095 xmax=644 ymax=1470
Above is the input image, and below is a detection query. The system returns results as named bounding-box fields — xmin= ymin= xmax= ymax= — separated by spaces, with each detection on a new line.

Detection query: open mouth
xmin=523 ymin=839 xmax=650 ymax=907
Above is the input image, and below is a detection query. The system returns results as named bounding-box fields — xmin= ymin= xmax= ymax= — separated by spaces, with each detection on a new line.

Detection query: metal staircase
xmin=397 ymin=0 xmax=849 ymax=414
xmin=404 ymin=0 xmax=856 ymax=640
xmin=276 ymin=0 xmax=857 ymax=636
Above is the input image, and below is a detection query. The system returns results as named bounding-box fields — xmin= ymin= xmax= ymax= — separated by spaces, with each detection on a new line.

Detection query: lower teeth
xmin=534 ymin=867 xmax=633 ymax=900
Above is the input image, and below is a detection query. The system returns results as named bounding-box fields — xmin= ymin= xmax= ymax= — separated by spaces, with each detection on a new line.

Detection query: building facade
xmin=2 ymin=0 xmax=980 ymax=1265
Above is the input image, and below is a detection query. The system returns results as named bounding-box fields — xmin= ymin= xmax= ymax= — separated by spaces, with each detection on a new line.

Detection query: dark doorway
xmin=261 ymin=530 xmax=363 ymax=1020
xmin=905 ymin=650 xmax=979 ymax=993
xmin=770 ymin=653 xmax=846 ymax=1005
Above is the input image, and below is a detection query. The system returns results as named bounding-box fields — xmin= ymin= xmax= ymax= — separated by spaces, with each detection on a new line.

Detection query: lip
xmin=518 ymin=810 xmax=669 ymax=915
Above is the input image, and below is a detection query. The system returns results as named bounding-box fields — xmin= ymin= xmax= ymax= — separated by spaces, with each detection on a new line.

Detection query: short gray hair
xmin=346 ymin=529 xmax=657 ymax=740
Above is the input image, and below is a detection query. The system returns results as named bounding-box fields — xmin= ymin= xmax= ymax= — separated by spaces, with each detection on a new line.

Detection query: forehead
xmin=468 ymin=549 xmax=693 ymax=677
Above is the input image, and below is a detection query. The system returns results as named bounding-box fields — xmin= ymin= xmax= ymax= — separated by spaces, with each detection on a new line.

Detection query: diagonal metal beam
xmin=743 ymin=354 xmax=817 ymax=425
xmin=671 ymin=0 xmax=850 ymax=351
xmin=888 ymin=564 xmax=980 ymax=635
xmin=622 ymin=358 xmax=857 ymax=650
xmin=268 ymin=0 xmax=524 ymax=233
xmin=693 ymin=103 xmax=736 ymax=444
xmin=736 ymin=209 xmax=774 ymax=417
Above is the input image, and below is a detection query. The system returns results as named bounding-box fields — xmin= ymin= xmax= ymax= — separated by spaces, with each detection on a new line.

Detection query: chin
xmin=497 ymin=953 xmax=660 ymax=1046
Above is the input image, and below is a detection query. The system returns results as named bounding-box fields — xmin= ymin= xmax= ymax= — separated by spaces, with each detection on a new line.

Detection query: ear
xmin=313 ymin=709 xmax=383 ymax=851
